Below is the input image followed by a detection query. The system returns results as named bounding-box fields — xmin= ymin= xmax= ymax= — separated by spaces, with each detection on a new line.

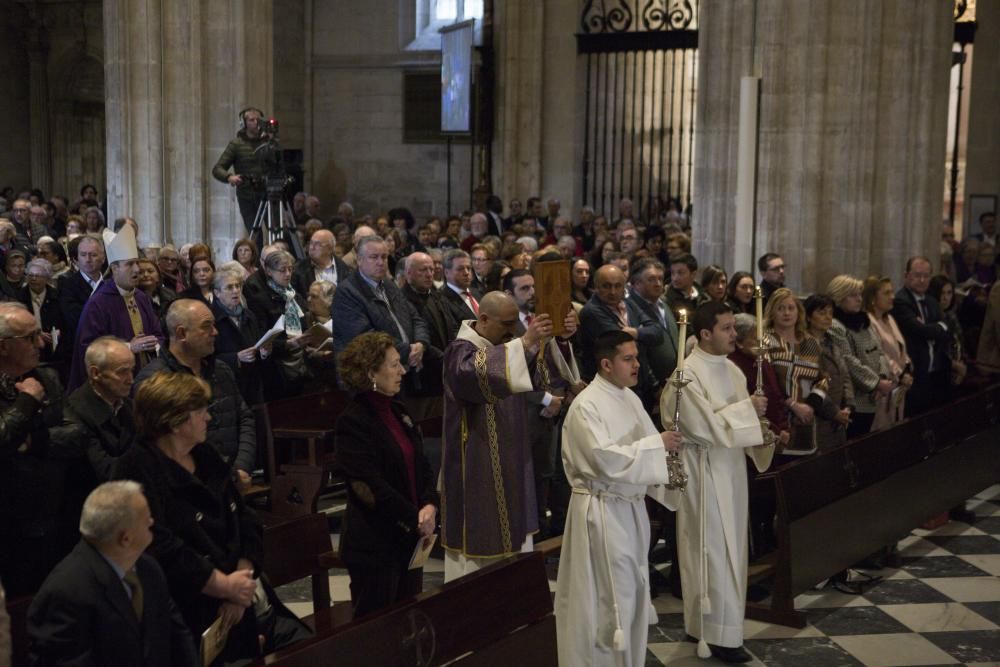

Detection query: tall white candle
xmin=755 ymin=287 xmax=764 ymax=342
xmin=676 ymin=309 xmax=687 ymax=372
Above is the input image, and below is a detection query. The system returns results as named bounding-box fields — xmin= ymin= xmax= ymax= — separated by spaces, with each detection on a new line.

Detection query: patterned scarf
xmin=267 ymin=278 xmax=303 ymax=336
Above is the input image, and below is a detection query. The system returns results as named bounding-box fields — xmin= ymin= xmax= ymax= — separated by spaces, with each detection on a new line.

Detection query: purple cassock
xmin=441 ymin=323 xmax=540 ymax=558
xmin=67 ymin=279 xmax=165 ymax=392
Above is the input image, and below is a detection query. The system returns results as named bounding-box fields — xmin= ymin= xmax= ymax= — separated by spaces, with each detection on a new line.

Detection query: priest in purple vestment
xmin=441 ymin=291 xmax=556 ymax=582
xmin=67 ymin=226 xmax=164 ymax=392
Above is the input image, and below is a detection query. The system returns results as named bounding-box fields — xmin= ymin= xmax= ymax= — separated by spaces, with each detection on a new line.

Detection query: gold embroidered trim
xmin=473 ymin=347 xmax=511 ymax=553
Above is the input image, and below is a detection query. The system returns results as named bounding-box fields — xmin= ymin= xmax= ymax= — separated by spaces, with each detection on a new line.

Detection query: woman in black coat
xmin=243 ymin=250 xmax=308 ymax=401
xmin=335 ymin=332 xmax=439 ymax=619
xmin=113 ymin=371 xmax=310 ymax=665
xmin=211 ymin=264 xmax=274 ymax=406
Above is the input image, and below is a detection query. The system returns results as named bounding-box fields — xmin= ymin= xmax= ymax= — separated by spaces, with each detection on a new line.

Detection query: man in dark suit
xmin=892 ymin=256 xmax=953 ymax=417
xmin=21 ymin=258 xmax=67 ymax=377
xmin=57 ymin=235 xmax=106 ymax=350
xmin=28 ymin=481 xmax=198 ymax=666
xmin=291 ymin=229 xmax=350 ymax=299
xmin=438 ymin=249 xmax=480 ymax=327
xmin=971 ymin=211 xmax=998 ymax=251
xmin=64 ymin=337 xmax=137 ymax=484
xmin=579 ymin=265 xmax=663 ymax=410
xmin=401 ymin=252 xmax=456 ymax=420
xmin=331 ymin=236 xmax=431 ymax=392
xmin=504 ymin=268 xmax=581 ymax=537
xmin=627 ymin=258 xmax=680 ymax=394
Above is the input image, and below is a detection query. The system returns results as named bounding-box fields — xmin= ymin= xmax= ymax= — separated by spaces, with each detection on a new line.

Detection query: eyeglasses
xmin=2 ymin=329 xmax=42 ymax=342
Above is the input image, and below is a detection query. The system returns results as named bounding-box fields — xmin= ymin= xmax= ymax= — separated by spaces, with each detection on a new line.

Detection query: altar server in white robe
xmin=557 ymin=330 xmax=683 ymax=667
xmin=661 ymin=301 xmax=772 ymax=664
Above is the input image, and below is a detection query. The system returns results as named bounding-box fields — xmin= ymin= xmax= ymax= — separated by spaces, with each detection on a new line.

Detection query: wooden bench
xmin=747 ymin=384 xmax=1000 ymax=627
xmin=266 ymin=390 xmax=351 ymax=469
xmin=254 ymin=551 xmax=557 ymax=666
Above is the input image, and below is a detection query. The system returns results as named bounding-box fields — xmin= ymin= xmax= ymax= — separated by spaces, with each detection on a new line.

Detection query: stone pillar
xmin=694 ymin=0 xmax=953 ymax=293
xmin=104 ymin=0 xmax=272 ymax=251
xmin=27 ymin=22 xmax=51 ymax=196
xmin=964 ymin=1 xmax=1000 ymax=239
xmin=492 ymin=0 xmax=544 ymax=205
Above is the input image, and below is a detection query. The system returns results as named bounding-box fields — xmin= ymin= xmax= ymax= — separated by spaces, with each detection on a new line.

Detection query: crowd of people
xmin=0 ymin=182 xmax=997 ymax=666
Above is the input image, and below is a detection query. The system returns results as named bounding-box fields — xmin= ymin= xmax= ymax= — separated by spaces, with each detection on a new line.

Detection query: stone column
xmin=964 ymin=1 xmax=1000 ymax=238
xmin=104 ymin=0 xmax=272 ymax=251
xmin=27 ymin=22 xmax=51 ymax=196
xmin=492 ymin=0 xmax=544 ymax=205
xmin=694 ymin=0 xmax=953 ymax=293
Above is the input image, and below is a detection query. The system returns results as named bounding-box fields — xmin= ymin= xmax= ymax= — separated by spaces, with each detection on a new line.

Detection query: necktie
xmin=375 ymin=282 xmax=410 ymax=344
xmin=525 ymin=313 xmax=534 ymax=327
xmin=615 ymin=302 xmax=629 ymax=328
xmin=123 ymin=569 xmax=144 ymax=621
xmin=465 ymin=290 xmax=480 ymax=316
xmin=916 ymin=298 xmax=927 ymax=322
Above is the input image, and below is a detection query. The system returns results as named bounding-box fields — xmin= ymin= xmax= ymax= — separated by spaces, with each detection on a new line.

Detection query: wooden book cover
xmin=533 ymin=259 xmax=571 ymax=337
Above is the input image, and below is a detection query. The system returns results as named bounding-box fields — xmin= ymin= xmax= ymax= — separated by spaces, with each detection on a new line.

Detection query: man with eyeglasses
xmin=156 ymin=245 xmax=186 ymax=294
xmin=0 ymin=302 xmax=85 ymax=596
xmin=19 ymin=258 xmax=65 ymax=376
xmin=757 ymin=253 xmax=786 ymax=308
xmin=68 ymin=226 xmax=164 ymax=392
xmin=439 ymin=249 xmax=481 ymax=326
xmin=331 ymin=236 xmax=431 ymax=394
xmin=10 ymin=198 xmax=46 ymax=249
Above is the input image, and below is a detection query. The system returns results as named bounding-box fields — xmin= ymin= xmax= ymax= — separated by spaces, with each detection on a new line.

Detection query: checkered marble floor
xmin=275 ymin=485 xmax=1000 ymax=667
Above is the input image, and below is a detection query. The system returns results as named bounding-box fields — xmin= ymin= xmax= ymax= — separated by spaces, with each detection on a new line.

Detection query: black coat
xmin=19 ymin=286 xmax=68 ymax=373
xmin=64 ymin=382 xmax=136 ymax=483
xmin=56 ymin=271 xmax=98 ymax=348
xmin=0 ymin=367 xmax=85 ymax=596
xmin=290 ymin=256 xmax=351 ymax=300
xmin=334 ymin=395 xmax=438 ymax=564
xmin=27 ymin=540 xmax=198 ymax=667
xmin=401 ymin=283 xmax=456 ymax=396
xmin=211 ymin=300 xmax=274 ymax=406
xmin=892 ymin=287 xmax=952 ymax=381
xmin=112 ymin=440 xmax=265 ymax=662
xmin=135 ymin=349 xmax=257 ymax=474
xmin=438 ymin=283 xmax=478 ymax=326
xmin=243 ymin=281 xmax=308 ymax=400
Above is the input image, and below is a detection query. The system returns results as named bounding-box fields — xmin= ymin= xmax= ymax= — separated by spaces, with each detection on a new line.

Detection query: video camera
xmin=249 ymin=118 xmax=294 ymax=198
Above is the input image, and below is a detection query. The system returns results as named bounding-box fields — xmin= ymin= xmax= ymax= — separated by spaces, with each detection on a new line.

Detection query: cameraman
xmin=212 ymin=107 xmax=269 ymax=232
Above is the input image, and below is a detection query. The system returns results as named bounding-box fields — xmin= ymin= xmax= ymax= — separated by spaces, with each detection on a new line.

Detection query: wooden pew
xmin=255 ymin=552 xmax=557 ymax=667
xmin=267 ymin=390 xmax=351 ymax=469
xmin=747 ymin=384 xmax=1000 ymax=627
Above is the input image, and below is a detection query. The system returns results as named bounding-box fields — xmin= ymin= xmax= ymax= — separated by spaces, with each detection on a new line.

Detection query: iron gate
xmin=577 ymin=0 xmax=698 ymax=219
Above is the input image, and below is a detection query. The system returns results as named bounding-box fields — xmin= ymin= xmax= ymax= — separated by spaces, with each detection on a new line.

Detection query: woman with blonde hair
xmin=827 ymin=274 xmax=893 ymax=438
xmin=114 ymin=372 xmax=310 ymax=662
xmin=863 ymin=275 xmax=912 ymax=429
xmin=763 ymin=288 xmax=826 ymax=456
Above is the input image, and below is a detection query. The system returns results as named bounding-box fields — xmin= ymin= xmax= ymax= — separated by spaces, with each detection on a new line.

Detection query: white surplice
xmin=556 ymin=373 xmax=671 ymax=667
xmin=661 ymin=346 xmax=773 ymax=649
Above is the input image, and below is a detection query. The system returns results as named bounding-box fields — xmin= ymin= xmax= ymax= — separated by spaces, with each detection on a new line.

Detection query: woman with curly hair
xmin=335 ymin=332 xmax=439 ymax=619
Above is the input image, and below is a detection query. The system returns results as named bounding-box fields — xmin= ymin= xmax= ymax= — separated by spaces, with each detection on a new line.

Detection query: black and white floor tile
xmin=276 ymin=485 xmax=1000 ymax=666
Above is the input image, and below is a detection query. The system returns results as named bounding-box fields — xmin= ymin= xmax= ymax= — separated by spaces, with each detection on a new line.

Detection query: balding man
xmin=340 ymin=224 xmax=376 ymax=269
xmin=440 ymin=291 xmax=553 ymax=582
xmin=292 ymin=228 xmax=350 ymax=299
xmin=65 ymin=336 xmax=137 ymax=483
xmin=28 ymin=481 xmax=198 ymax=667
xmin=580 ymin=265 xmax=663 ymax=410
xmin=401 ymin=251 xmax=456 ymax=419
xmin=135 ymin=299 xmax=256 ymax=486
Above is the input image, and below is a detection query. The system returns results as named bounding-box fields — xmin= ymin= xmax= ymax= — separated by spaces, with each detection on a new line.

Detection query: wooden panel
xmin=532 ymin=259 xmax=571 ymax=338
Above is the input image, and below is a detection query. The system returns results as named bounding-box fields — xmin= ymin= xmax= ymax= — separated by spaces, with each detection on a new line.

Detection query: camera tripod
xmin=250 ymin=177 xmax=304 ymax=259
